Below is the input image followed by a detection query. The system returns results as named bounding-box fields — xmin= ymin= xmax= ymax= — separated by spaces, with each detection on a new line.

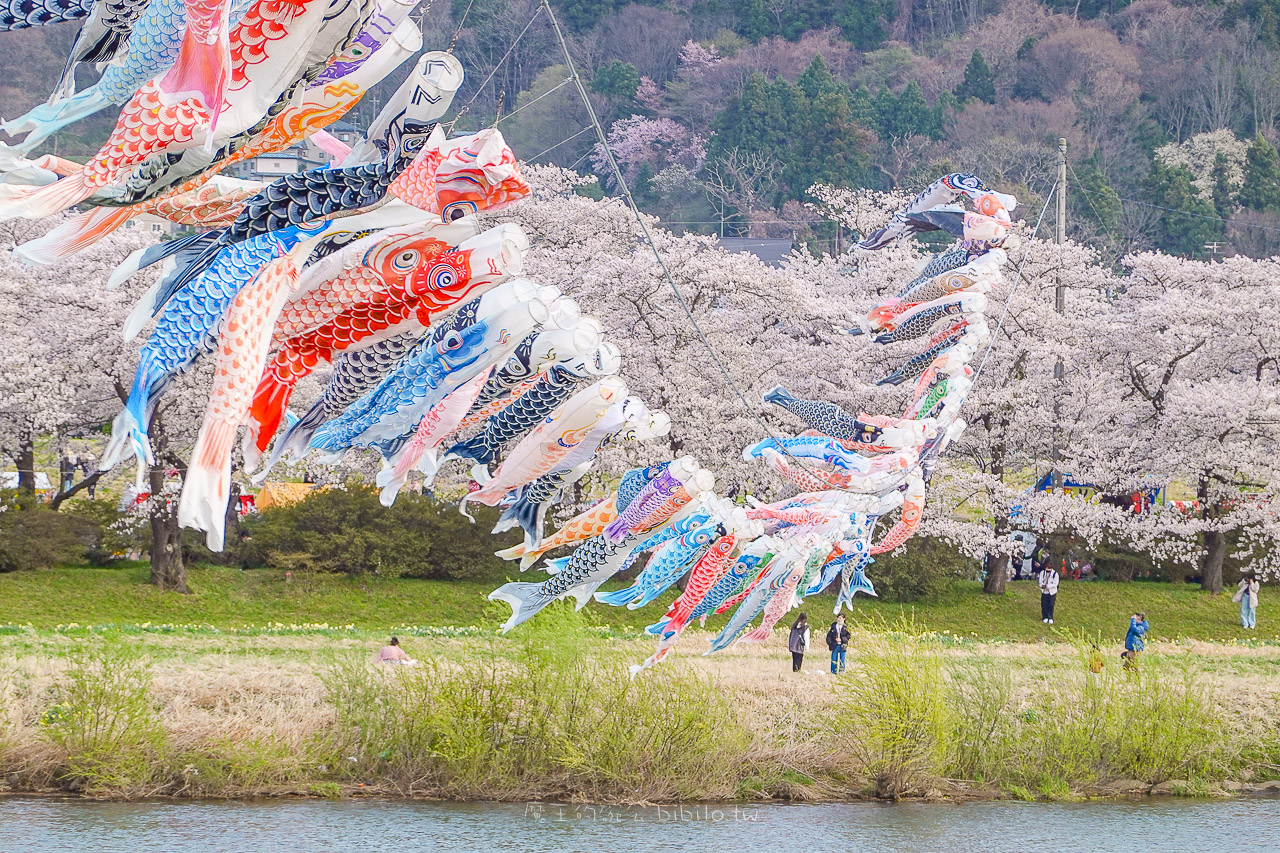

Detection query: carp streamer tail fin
xmin=1 ymin=88 xmax=109 ymax=154
xmin=101 ymin=406 xmax=148 ymax=473
xmin=494 ymin=489 xmax=547 ymax=551
xmin=441 ymin=433 xmax=496 ymax=468
xmin=488 ymin=582 xmax=554 ymax=633
xmin=0 ymin=171 xmax=92 ymax=219
xmin=178 ymin=418 xmax=236 ymax=552
xmin=13 ymin=205 xmax=133 ymax=265
xmin=260 ymin=397 xmax=328 ymax=481
xmin=592 ymin=585 xmax=639 ymax=608
xmin=762 ymin=384 xmax=795 ymax=408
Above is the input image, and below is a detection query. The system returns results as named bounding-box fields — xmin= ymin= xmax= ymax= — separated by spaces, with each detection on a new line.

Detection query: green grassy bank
xmin=0 ymin=564 xmax=1269 ymax=644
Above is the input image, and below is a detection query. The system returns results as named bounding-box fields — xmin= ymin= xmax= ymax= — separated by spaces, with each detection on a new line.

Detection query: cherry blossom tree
xmin=1069 ymin=252 xmax=1280 ymax=590
xmin=590 ymin=116 xmax=706 ymax=191
xmin=1155 ymin=129 xmax=1248 ymax=206
xmin=506 ymin=166 xmax=841 ymax=502
xmin=0 ymin=217 xmax=152 ymax=493
xmin=0 ymin=215 xmax=210 ymax=591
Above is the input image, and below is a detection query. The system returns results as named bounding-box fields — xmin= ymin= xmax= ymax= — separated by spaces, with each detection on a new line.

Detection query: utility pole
xmin=1051 ymin=138 xmax=1067 ymax=491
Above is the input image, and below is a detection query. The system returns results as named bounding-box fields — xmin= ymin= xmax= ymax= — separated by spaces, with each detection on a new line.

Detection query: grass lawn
xmin=0 ymin=563 xmax=1268 ymax=644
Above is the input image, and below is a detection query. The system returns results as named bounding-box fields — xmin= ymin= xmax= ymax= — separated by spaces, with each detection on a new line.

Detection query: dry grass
xmin=2 ymin=625 xmax=1279 ymax=802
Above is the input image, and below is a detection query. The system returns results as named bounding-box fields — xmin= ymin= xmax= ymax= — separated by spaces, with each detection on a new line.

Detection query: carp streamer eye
xmin=391 ymin=249 xmax=418 ymax=273
xmin=443 ymin=200 xmax=478 ymax=223
xmin=435 ymin=330 xmax=465 ymax=354
xmin=422 ymin=261 xmax=457 ymax=290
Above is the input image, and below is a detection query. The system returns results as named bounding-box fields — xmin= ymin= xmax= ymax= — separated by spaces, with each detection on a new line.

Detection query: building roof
xmin=256 ymin=482 xmax=325 ymax=509
xmin=715 ymin=237 xmax=795 ymax=267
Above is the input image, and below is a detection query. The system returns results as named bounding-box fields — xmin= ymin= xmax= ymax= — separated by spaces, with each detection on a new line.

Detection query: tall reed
xmin=39 ymin=641 xmax=168 ymax=794
xmin=948 ymin=650 xmax=1229 ymax=794
xmin=324 ymin=605 xmax=751 ymax=801
xmin=832 ymin=634 xmax=954 ymax=798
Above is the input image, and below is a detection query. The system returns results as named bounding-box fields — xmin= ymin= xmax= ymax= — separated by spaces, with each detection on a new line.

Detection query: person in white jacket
xmin=1234 ymin=574 xmax=1260 ymax=629
xmin=1038 ymin=565 xmax=1060 ymax=624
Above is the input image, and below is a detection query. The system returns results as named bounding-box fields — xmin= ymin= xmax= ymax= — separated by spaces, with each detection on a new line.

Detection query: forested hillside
xmin=5 ymin=0 xmax=1280 ymax=259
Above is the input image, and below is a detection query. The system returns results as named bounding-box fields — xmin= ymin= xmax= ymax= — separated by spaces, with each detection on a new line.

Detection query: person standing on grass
xmin=1038 ymin=562 xmax=1060 ymax=624
xmin=1234 ymin=574 xmax=1260 ymax=629
xmin=788 ymin=613 xmax=810 ymax=672
xmin=1123 ymin=613 xmax=1148 ymax=670
xmin=827 ymin=613 xmax=850 ymax=674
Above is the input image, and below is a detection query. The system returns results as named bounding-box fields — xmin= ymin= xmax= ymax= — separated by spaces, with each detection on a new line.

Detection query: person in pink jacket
xmin=375 ymin=636 xmax=418 ymax=666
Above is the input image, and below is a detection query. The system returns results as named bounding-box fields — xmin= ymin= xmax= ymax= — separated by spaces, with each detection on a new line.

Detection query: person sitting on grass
xmin=1122 ymin=613 xmax=1148 ymax=670
xmin=375 ymin=636 xmax=418 ymax=666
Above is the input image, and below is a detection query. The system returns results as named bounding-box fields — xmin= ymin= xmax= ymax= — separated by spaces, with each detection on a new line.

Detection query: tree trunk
xmin=15 ymin=437 xmax=36 ymax=493
xmin=221 ymin=481 xmax=241 ymax=555
xmin=146 ymin=417 xmax=189 ymax=593
xmin=1196 ymin=478 xmax=1225 ymax=594
xmin=982 ymin=420 xmax=1009 ymax=595
xmin=1200 ymin=527 xmax=1226 ymax=595
xmin=982 ymin=553 xmax=1008 ymax=595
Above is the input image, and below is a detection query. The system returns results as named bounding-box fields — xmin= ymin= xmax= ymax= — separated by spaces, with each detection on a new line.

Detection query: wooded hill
xmin=5 ymin=0 xmax=1280 ymax=260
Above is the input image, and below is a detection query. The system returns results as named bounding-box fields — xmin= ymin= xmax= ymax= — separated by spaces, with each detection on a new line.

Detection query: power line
xmin=1077 ymin=184 xmax=1280 ymax=235
xmin=542 ymin=0 xmax=858 ymax=493
xmin=457 ymin=4 xmax=544 ymax=114
xmin=525 ymin=125 xmax=594 ymax=163
xmin=971 ymin=179 xmax=1059 ymax=387
xmin=1067 ymin=161 xmax=1109 ymax=238
xmin=494 ymin=77 xmax=572 ymax=126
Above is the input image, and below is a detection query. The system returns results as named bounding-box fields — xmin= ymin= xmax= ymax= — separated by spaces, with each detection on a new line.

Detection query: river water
xmin=1 ymin=796 xmax=1274 ymax=852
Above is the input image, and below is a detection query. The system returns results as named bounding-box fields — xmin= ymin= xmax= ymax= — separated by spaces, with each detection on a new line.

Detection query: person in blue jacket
xmin=1122 ymin=612 xmax=1148 ymax=670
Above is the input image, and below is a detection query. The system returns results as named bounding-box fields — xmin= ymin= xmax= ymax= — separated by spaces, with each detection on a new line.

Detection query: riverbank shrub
xmin=172 ymin=737 xmax=315 ymax=798
xmin=947 ymin=646 xmax=1228 ymax=791
xmin=862 ymin=537 xmax=975 ymax=601
xmin=324 ymin=605 xmax=751 ymax=800
xmin=237 ymin=486 xmax=519 ymax=580
xmin=834 ymin=635 xmax=953 ymax=798
xmin=0 ymin=663 xmax=14 ymax=768
xmin=40 ymin=642 xmax=168 ymax=794
xmin=0 ymin=491 xmax=97 ymax=571
xmin=0 ymin=624 xmax=1270 ymax=802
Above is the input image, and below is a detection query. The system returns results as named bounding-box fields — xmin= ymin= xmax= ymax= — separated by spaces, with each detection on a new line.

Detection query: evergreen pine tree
xmin=894 ymin=81 xmax=940 ymax=139
xmin=789 ymin=88 xmax=871 ymax=194
xmin=873 ymin=87 xmax=897 ymax=135
xmin=709 ymin=74 xmax=787 ymax=158
xmin=591 ymin=61 xmax=641 ymax=100
xmin=954 ymin=49 xmax=996 ymax=105
xmin=731 ymin=0 xmax=772 ymax=41
xmin=1070 ymin=161 xmax=1121 ymax=234
xmin=1209 ymin=152 xmax=1237 ymax=219
xmin=849 ymin=84 xmax=880 ymax=136
xmin=1238 ymin=134 xmax=1280 ymax=213
xmin=796 ymin=54 xmax=841 ymax=101
xmin=1143 ymin=162 xmax=1225 ymax=257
